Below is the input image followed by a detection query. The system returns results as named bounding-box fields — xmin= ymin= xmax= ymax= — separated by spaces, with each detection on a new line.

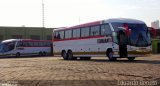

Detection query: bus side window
xmin=28 ymin=42 xmax=33 ymax=47
xmin=101 ymin=24 xmax=112 ymax=36
xmin=57 ymin=33 xmax=60 ymax=39
xmin=73 ymin=28 xmax=80 ymax=38
xmin=54 ymin=32 xmax=58 ymax=39
xmin=91 ymin=25 xmax=100 ymax=36
xmin=24 ymin=42 xmax=30 ymax=47
xmin=17 ymin=41 xmax=23 ymax=47
xmin=22 ymin=42 xmax=27 ymax=47
xmin=34 ymin=42 xmax=38 ymax=47
xmin=44 ymin=42 xmax=47 ymax=47
xmin=81 ymin=27 xmax=90 ymax=37
xmin=59 ymin=31 xmax=64 ymax=39
xmin=65 ymin=30 xmax=72 ymax=39
xmin=39 ymin=42 xmax=42 ymax=47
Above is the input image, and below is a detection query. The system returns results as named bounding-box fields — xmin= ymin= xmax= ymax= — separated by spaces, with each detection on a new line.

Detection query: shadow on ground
xmin=60 ymin=58 xmax=160 ymax=65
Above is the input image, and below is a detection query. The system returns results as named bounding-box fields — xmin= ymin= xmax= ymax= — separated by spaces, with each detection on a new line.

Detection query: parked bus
xmin=53 ymin=18 xmax=154 ymax=61
xmin=0 ymin=39 xmax=52 ymax=57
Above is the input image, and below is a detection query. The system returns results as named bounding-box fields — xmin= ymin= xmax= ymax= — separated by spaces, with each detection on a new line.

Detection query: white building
xmin=151 ymin=20 xmax=159 ymax=29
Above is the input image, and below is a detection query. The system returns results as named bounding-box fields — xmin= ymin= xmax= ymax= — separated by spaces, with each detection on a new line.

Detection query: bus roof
xmin=1 ymin=39 xmax=51 ymax=43
xmin=104 ymin=18 xmax=145 ymax=24
xmin=2 ymin=39 xmax=19 ymax=43
xmin=54 ymin=18 xmax=145 ymax=31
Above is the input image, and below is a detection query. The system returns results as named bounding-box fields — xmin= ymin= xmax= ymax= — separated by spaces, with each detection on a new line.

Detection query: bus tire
xmin=39 ymin=52 xmax=43 ymax=56
xmin=84 ymin=57 xmax=91 ymax=60
xmin=107 ymin=49 xmax=116 ymax=61
xmin=86 ymin=57 xmax=91 ymax=60
xmin=16 ymin=52 xmax=20 ymax=57
xmin=62 ymin=51 xmax=68 ymax=60
xmin=128 ymin=57 xmax=135 ymax=61
xmin=67 ymin=50 xmax=73 ymax=60
xmin=80 ymin=57 xmax=85 ymax=60
xmin=80 ymin=57 xmax=91 ymax=60
xmin=43 ymin=52 xmax=46 ymax=56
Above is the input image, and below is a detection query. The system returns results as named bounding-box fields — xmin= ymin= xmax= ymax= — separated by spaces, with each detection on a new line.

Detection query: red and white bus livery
xmin=53 ymin=18 xmax=153 ymax=61
xmin=0 ymin=39 xmax=52 ymax=57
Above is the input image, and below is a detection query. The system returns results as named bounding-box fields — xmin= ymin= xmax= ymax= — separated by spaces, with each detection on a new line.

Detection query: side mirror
xmin=148 ymin=27 xmax=156 ymax=38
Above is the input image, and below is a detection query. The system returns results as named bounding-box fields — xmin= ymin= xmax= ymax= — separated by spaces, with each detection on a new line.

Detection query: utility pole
xmin=42 ymin=0 xmax=45 ymax=40
xmin=42 ymin=0 xmax=45 ymax=28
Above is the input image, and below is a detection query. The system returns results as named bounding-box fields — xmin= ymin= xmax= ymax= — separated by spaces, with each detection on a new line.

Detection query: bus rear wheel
xmin=43 ymin=52 xmax=46 ymax=56
xmin=67 ymin=50 xmax=73 ymax=60
xmin=39 ymin=52 xmax=43 ymax=56
xmin=128 ymin=57 xmax=135 ymax=61
xmin=62 ymin=51 xmax=68 ymax=60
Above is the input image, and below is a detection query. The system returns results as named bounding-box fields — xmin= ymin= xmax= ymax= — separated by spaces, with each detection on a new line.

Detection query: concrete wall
xmin=0 ymin=27 xmax=54 ymax=41
xmin=152 ymin=39 xmax=160 ymax=54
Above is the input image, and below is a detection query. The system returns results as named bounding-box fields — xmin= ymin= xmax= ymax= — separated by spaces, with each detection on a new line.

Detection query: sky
xmin=0 ymin=0 xmax=160 ymax=28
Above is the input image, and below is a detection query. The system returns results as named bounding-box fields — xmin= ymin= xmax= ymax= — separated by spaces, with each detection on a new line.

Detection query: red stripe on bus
xmin=22 ymin=40 xmax=51 ymax=42
xmin=18 ymin=46 xmax=50 ymax=48
xmin=53 ymin=35 xmax=105 ymax=42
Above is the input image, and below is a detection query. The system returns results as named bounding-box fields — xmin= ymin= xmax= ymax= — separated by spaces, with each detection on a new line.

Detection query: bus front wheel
xmin=107 ymin=50 xmax=117 ymax=61
xmin=16 ymin=52 xmax=20 ymax=57
xmin=128 ymin=57 xmax=135 ymax=61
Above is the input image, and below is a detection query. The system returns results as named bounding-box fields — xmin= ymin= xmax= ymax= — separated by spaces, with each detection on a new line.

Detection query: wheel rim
xmin=109 ymin=52 xmax=113 ymax=58
xmin=16 ymin=53 xmax=20 ymax=57
xmin=63 ymin=52 xmax=67 ymax=58
xmin=68 ymin=51 xmax=73 ymax=60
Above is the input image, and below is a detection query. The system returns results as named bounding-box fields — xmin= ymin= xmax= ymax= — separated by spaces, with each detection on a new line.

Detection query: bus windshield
xmin=112 ymin=23 xmax=151 ymax=47
xmin=0 ymin=43 xmax=3 ymax=52
xmin=0 ymin=42 xmax=16 ymax=52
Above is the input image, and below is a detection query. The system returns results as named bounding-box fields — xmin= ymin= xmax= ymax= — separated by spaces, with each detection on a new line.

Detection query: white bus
xmin=0 ymin=39 xmax=52 ymax=57
xmin=53 ymin=18 xmax=154 ymax=61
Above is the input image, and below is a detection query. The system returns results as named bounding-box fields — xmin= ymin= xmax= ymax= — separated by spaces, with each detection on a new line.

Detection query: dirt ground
xmin=0 ymin=55 xmax=159 ymax=86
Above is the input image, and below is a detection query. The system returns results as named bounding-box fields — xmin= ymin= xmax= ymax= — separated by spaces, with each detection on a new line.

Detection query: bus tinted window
xmin=81 ymin=27 xmax=90 ymax=37
xmin=33 ymin=42 xmax=39 ymax=47
xmin=91 ymin=25 xmax=100 ymax=36
xmin=39 ymin=42 xmax=43 ymax=47
xmin=59 ymin=31 xmax=64 ymax=39
xmin=44 ymin=42 xmax=48 ymax=47
xmin=101 ymin=24 xmax=112 ymax=36
xmin=3 ymin=42 xmax=16 ymax=52
xmin=54 ymin=31 xmax=64 ymax=39
xmin=54 ymin=31 xmax=58 ymax=39
xmin=73 ymin=29 xmax=80 ymax=38
xmin=111 ymin=23 xmax=123 ymax=32
xmin=65 ymin=30 xmax=72 ymax=39
xmin=22 ymin=42 xmax=28 ymax=47
xmin=28 ymin=42 xmax=33 ymax=47
xmin=17 ymin=41 xmax=23 ymax=47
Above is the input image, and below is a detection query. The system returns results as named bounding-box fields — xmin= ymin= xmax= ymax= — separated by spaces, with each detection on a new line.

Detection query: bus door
xmin=118 ymin=30 xmax=128 ymax=57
